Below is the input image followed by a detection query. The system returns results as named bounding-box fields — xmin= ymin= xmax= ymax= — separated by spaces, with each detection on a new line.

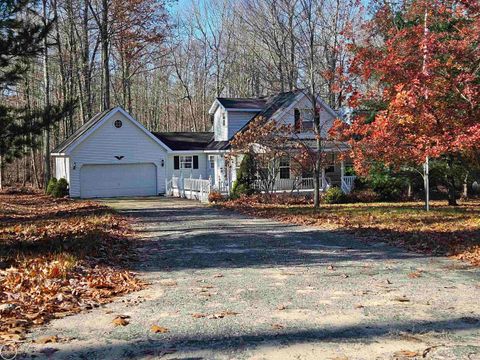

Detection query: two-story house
xmin=52 ymin=90 xmax=352 ymax=198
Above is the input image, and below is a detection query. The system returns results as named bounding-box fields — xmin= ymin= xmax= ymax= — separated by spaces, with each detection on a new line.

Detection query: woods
xmin=0 ymin=0 xmax=360 ymax=189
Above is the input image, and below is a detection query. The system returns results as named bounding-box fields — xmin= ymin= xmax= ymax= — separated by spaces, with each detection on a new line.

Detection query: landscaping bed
xmin=0 ymin=189 xmax=144 ymax=344
xmin=220 ymin=195 xmax=480 ymax=266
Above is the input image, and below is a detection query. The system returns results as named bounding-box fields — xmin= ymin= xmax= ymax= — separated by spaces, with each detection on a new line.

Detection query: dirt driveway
xmin=24 ymin=197 xmax=480 ymax=359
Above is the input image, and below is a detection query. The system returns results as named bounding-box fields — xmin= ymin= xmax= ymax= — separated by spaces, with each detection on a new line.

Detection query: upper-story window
xmin=294 ymin=108 xmax=315 ymax=131
xmin=222 ymin=112 xmax=226 ymax=126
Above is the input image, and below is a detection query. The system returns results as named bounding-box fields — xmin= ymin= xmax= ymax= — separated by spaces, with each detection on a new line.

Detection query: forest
xmin=0 ymin=0 xmax=362 ymax=188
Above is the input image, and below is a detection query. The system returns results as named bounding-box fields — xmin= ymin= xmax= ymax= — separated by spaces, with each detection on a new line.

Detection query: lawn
xmin=221 ymin=196 xmax=480 ymax=266
xmin=0 ymin=190 xmax=143 ymax=344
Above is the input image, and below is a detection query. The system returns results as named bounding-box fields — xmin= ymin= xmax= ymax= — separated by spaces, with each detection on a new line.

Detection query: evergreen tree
xmin=0 ymin=0 xmax=72 ymax=188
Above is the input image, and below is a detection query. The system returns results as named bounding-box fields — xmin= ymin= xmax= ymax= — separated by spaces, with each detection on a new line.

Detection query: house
xmin=52 ymin=90 xmax=353 ymax=198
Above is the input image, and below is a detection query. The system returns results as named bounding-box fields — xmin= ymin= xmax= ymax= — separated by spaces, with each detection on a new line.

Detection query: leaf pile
xmin=221 ymin=197 xmax=480 ymax=266
xmin=0 ymin=191 xmax=144 ymax=344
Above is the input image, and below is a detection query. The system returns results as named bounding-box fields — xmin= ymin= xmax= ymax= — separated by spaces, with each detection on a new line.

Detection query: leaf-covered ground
xmin=0 ymin=190 xmax=144 ymax=344
xmin=220 ymin=196 xmax=480 ymax=266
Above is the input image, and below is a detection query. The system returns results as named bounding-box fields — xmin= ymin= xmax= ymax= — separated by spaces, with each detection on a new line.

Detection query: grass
xmin=221 ymin=197 xmax=480 ymax=266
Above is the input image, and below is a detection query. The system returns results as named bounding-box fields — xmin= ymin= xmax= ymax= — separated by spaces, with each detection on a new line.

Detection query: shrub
xmin=46 ymin=178 xmax=58 ymax=195
xmin=208 ymin=191 xmax=224 ymax=203
xmin=231 ymin=153 xmax=257 ymax=199
xmin=323 ymin=186 xmax=347 ymax=204
xmin=51 ymin=178 xmax=69 ymax=198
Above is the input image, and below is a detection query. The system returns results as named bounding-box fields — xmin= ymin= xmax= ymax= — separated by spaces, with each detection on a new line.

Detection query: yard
xmin=0 ymin=190 xmax=143 ymax=344
xmin=220 ymin=196 xmax=480 ymax=267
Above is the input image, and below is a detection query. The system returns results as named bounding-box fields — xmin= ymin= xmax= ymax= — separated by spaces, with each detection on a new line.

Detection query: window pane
xmin=280 ymin=167 xmax=290 ymax=179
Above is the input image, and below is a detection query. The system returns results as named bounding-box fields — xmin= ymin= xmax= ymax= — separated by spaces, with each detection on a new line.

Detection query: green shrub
xmin=231 ymin=153 xmax=257 ymax=199
xmin=46 ymin=178 xmax=58 ymax=195
xmin=51 ymin=178 xmax=69 ymax=198
xmin=323 ymin=186 xmax=347 ymax=204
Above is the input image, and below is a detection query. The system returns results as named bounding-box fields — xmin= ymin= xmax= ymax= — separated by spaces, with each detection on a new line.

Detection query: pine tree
xmin=0 ymin=0 xmax=72 ymax=189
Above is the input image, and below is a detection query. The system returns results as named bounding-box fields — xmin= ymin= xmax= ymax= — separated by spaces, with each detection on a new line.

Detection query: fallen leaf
xmin=271 ymin=323 xmax=284 ymax=330
xmin=150 ymin=325 xmax=169 ymax=333
xmin=393 ymin=350 xmax=419 ymax=358
xmin=393 ymin=296 xmax=410 ymax=303
xmin=208 ymin=310 xmax=239 ymax=319
xmin=112 ymin=316 xmax=130 ymax=326
xmin=355 ymin=304 xmax=364 ymax=309
xmin=327 ymin=265 xmax=335 ymax=271
xmin=34 ymin=335 xmax=58 ymax=344
xmin=277 ymin=305 xmax=287 ymax=310
xmin=213 ymin=274 xmax=223 ymax=278
xmin=408 ymin=271 xmax=422 ymax=279
xmin=192 ymin=313 xmax=207 ymax=318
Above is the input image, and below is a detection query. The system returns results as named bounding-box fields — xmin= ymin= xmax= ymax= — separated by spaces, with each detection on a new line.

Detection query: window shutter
xmin=294 ymin=108 xmax=301 ymax=131
xmin=193 ymin=156 xmax=199 ymax=169
xmin=174 ymin=156 xmax=179 ymax=170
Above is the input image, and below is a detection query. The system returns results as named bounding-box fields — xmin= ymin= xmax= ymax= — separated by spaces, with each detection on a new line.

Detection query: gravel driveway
xmin=24 ymin=197 xmax=480 ymax=359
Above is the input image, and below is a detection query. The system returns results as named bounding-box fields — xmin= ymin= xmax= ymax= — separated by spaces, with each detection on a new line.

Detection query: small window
xmin=325 ymin=153 xmax=335 ymax=173
xmin=208 ymin=155 xmax=215 ymax=169
xmin=222 ymin=113 xmax=226 ymax=126
xmin=279 ymin=158 xmax=290 ymax=179
xmin=114 ymin=120 xmax=123 ymax=128
xmin=180 ymin=155 xmax=193 ymax=169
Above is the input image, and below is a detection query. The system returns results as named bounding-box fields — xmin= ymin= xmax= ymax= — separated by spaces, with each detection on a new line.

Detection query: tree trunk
xmin=101 ymin=0 xmax=110 ymax=110
xmin=42 ymin=0 xmax=51 ymax=190
xmin=0 ymin=155 xmax=3 ymax=190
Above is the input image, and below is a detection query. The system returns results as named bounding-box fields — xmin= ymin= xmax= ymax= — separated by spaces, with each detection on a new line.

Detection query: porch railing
xmin=252 ymin=177 xmax=331 ymax=193
xmin=341 ymin=175 xmax=356 ymax=194
xmin=166 ymin=176 xmax=211 ymax=202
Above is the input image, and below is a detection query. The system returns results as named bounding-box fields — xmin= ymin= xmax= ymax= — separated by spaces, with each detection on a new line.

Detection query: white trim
xmin=226 ymin=108 xmax=262 ymax=112
xmin=208 ymin=99 xmax=262 ymax=114
xmin=64 ymin=107 xmax=172 ymax=155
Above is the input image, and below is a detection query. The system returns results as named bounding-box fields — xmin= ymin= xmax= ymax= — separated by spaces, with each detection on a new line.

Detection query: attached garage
xmin=51 ymin=107 xmax=171 ymax=198
xmin=80 ymin=163 xmax=157 ymax=198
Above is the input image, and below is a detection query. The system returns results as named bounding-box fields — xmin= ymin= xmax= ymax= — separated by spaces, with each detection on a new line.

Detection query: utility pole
xmin=423 ymin=156 xmax=430 ymax=211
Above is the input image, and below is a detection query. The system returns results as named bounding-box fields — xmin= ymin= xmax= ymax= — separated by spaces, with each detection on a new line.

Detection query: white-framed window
xmin=180 ymin=155 xmax=193 ymax=169
xmin=208 ymin=155 xmax=215 ymax=169
xmin=300 ymin=109 xmax=314 ymax=127
xmin=279 ymin=158 xmax=290 ymax=179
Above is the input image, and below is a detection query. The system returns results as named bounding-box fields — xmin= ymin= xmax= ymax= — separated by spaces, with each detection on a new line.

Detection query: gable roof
xmin=152 ymin=132 xmax=214 ymax=151
xmin=51 ymin=107 xmax=171 ymax=155
xmin=52 ymin=108 xmax=113 ymax=154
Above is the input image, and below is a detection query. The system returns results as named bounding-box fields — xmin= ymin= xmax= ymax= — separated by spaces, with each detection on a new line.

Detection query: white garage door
xmin=80 ymin=163 xmax=157 ymax=198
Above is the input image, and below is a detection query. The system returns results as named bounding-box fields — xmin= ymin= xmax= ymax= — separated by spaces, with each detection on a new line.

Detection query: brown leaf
xmin=34 ymin=335 xmax=58 ymax=344
xmin=393 ymin=296 xmax=410 ymax=303
xmin=112 ymin=316 xmax=129 ymax=326
xmin=192 ymin=313 xmax=207 ymax=318
xmin=271 ymin=323 xmax=284 ymax=330
xmin=150 ymin=325 xmax=169 ymax=333
xmin=277 ymin=304 xmax=287 ymax=310
xmin=408 ymin=271 xmax=422 ymax=279
xmin=393 ymin=350 xmax=419 ymax=358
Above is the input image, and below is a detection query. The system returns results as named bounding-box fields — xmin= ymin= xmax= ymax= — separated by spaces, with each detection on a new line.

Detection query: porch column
xmin=340 ymin=159 xmax=345 ymax=181
xmin=321 ymin=167 xmax=326 ymax=189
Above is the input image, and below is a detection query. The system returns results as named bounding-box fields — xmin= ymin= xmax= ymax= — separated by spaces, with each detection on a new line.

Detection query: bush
xmin=51 ymin=178 xmax=69 ymax=198
xmin=231 ymin=153 xmax=257 ymax=199
xmin=208 ymin=191 xmax=224 ymax=203
xmin=46 ymin=178 xmax=58 ymax=195
xmin=323 ymin=186 xmax=347 ymax=204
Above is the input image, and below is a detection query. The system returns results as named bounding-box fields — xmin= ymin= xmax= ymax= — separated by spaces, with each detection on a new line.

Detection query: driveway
xmin=24 ymin=197 xmax=480 ymax=359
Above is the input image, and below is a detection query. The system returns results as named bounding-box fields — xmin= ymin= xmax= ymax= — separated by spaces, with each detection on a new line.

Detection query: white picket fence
xmin=166 ymin=176 xmax=211 ymax=203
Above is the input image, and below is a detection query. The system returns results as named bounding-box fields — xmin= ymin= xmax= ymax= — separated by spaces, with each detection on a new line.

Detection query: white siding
xmin=277 ymin=95 xmax=336 ymax=138
xmin=227 ymin=111 xmax=256 ymax=139
xmin=54 ymin=156 xmax=70 ymax=182
xmin=213 ymin=107 xmax=228 ymax=141
xmin=68 ymin=111 xmax=167 ymax=197
xmin=166 ymin=153 xmax=208 ymax=180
